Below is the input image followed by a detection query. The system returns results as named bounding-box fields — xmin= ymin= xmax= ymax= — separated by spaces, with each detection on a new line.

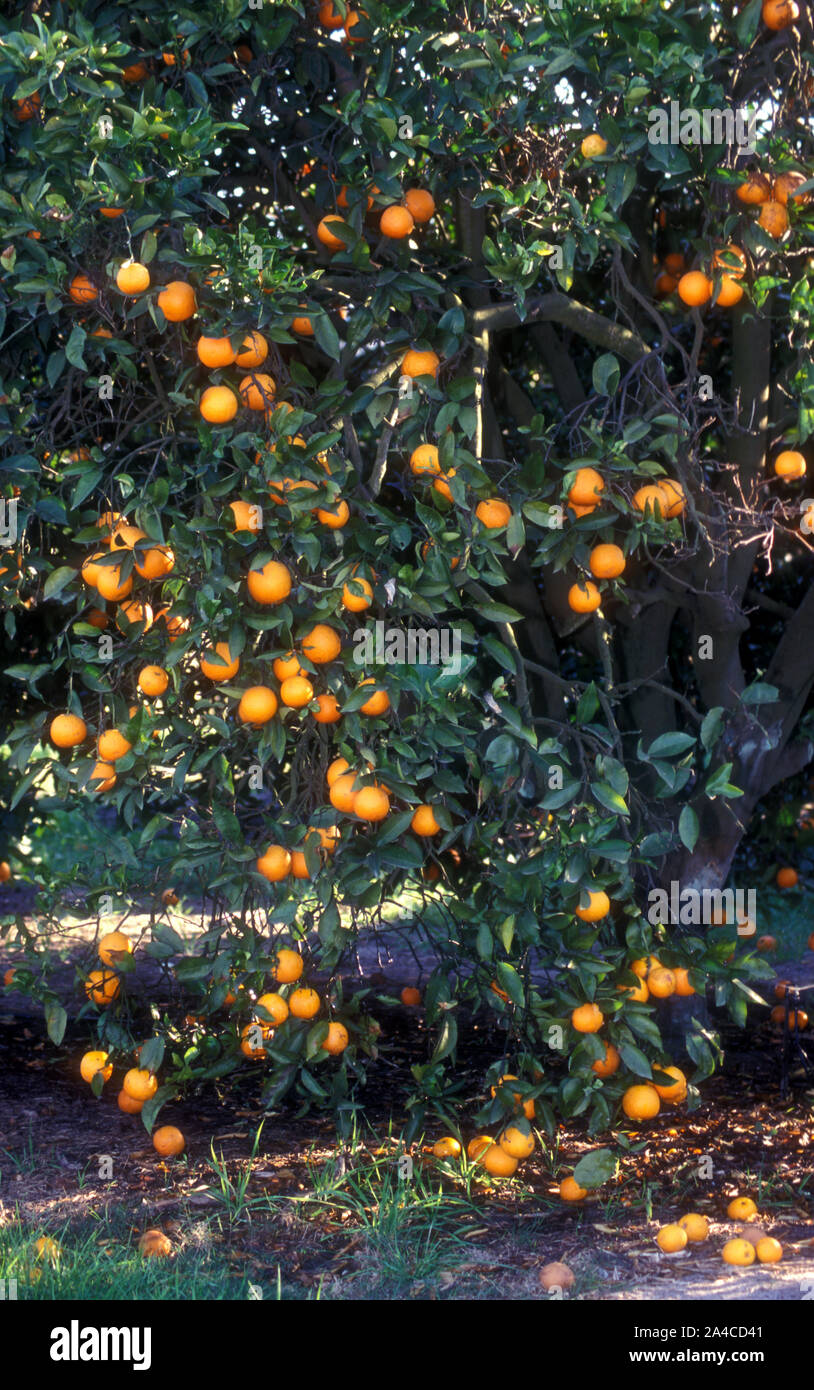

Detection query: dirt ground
xmin=2 ymin=899 xmax=814 ymax=1299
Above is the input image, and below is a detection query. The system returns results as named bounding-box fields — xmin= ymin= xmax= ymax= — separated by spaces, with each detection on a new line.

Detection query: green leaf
xmin=617 ymin=1042 xmax=653 ymax=1078
xmin=43 ymin=566 xmax=76 ymax=600
xmin=605 ymin=163 xmax=636 ymax=211
xmin=65 ymin=324 xmax=87 ymax=370
xmin=495 ymin=961 xmax=524 ymax=1007
xmin=591 ymin=781 xmax=629 ymax=817
xmin=312 ymin=314 xmax=341 ymax=361
xmin=646 ymin=731 xmax=696 ymax=759
xmin=140 ymin=1083 xmax=175 ymax=1133
xmin=592 ymin=353 xmax=620 ymax=397
xmin=573 ymin=1147 xmax=616 ymax=1188
xmin=678 ymin=804 xmax=699 ymax=853
xmin=700 ymin=707 xmax=724 ymax=752
xmin=705 ymin=763 xmax=744 ymax=798
xmin=431 ymin=1014 xmax=458 ymax=1062
xmin=476 ymin=918 xmax=492 ymax=960
xmin=45 ymin=1000 xmax=67 ymax=1046
xmin=740 ymin=682 xmax=779 ymax=706
xmin=476 ymin=602 xmax=523 ymax=623
xmin=138 ymin=1036 xmax=165 ymax=1074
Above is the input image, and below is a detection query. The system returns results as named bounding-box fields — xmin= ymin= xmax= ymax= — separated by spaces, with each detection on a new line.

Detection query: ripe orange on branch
xmin=568 ymin=580 xmax=601 ymax=614
xmin=317 ymin=216 xmax=349 ymax=251
xmin=247 ymin=559 xmax=291 ymax=605
xmin=401 ymin=348 xmax=440 ymax=380
xmin=50 ymin=713 xmax=87 ymax=748
xmin=116 ymin=261 xmax=150 ymax=296
xmin=280 ymin=675 xmax=314 ymax=708
xmin=235 ymin=332 xmax=268 ymax=368
xmin=68 ymin=274 xmax=98 ymax=304
xmin=200 ymin=642 xmax=240 ymax=681
xmin=404 ymin=188 xmax=435 ymax=223
xmin=238 ymin=686 xmax=278 ymax=724
xmin=157 ymin=281 xmax=196 ymax=321
xmin=678 ymin=271 xmax=712 ymax=306
xmin=622 ymin=1084 xmax=660 ymax=1120
xmin=200 ymin=386 xmax=238 ymax=423
xmin=197 ymin=336 xmax=236 ymax=367
xmin=571 ymin=1002 xmax=603 ymax=1033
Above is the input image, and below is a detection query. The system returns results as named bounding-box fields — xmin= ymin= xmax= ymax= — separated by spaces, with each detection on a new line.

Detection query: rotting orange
xmin=758 ymin=201 xmax=789 ymax=237
xmin=722 ymin=1238 xmax=755 ymax=1266
xmin=678 ymin=1213 xmax=709 ymax=1242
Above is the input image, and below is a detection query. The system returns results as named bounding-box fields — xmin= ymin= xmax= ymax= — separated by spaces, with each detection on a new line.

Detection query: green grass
xmin=0 ymin=1213 xmax=311 ymax=1301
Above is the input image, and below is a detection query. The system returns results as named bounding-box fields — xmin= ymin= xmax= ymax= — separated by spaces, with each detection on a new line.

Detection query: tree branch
xmin=471 ymin=293 xmax=650 ymax=364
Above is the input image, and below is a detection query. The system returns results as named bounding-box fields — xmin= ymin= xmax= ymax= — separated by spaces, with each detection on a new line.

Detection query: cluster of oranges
xmin=656 ymin=1195 xmax=783 ymax=1265
xmin=78 ymin=945 xmax=348 ymax=1129
xmin=316 ymin=182 xmax=435 ymax=254
xmin=670 ymin=169 xmax=809 ymax=312
xmin=563 ymin=467 xmax=686 ymax=614
xmin=430 ymin=1073 xmax=537 ymax=1178
xmin=82 ymin=928 xmax=132 ymax=1007
xmin=408 ymin=442 xmax=513 ymax=534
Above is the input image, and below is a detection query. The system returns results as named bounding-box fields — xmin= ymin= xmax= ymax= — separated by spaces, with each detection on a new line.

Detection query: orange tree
xmin=1 ymin=0 xmax=813 ymax=1142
